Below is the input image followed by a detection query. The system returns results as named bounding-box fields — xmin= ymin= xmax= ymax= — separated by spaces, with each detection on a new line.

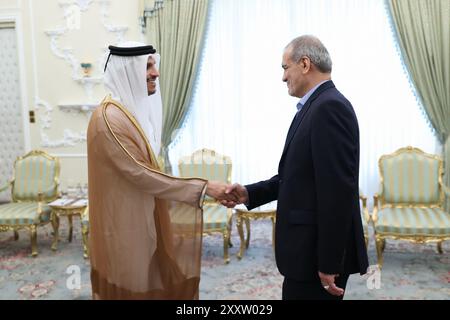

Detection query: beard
xmin=147 ymin=81 xmax=156 ymax=95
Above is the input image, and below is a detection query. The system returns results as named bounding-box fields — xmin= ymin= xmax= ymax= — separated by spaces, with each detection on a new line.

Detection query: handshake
xmin=205 ymin=181 xmax=249 ymax=208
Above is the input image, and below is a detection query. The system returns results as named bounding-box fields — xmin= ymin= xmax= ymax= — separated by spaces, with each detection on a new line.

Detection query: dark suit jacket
xmin=246 ymin=80 xmax=369 ymax=281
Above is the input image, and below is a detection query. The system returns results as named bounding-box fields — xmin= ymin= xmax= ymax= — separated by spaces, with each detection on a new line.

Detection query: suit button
xmin=279 ymin=179 xmax=283 ymax=184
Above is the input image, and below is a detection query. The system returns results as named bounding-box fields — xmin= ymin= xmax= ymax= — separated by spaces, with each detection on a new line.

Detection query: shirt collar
xmin=297 ymin=80 xmax=329 ymax=111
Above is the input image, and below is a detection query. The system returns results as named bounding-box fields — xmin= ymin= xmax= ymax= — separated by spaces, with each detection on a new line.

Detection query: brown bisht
xmin=87 ymin=96 xmax=207 ymax=299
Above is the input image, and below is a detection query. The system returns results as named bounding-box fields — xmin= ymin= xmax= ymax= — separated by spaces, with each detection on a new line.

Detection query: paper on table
xmin=71 ymin=199 xmax=88 ymax=207
xmin=48 ymin=198 xmax=76 ymax=206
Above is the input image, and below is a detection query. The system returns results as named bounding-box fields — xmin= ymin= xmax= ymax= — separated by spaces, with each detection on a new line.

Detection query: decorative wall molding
xmin=74 ymin=76 xmax=103 ymax=103
xmin=35 ymin=97 xmax=87 ymax=148
xmin=45 ymin=28 xmax=80 ymax=79
xmin=59 ymin=0 xmax=94 ymax=12
xmin=45 ymin=0 xmax=127 ymax=100
xmin=41 ymin=129 xmax=87 ymax=148
xmin=35 ymin=98 xmax=54 ymax=130
xmin=45 ymin=0 xmax=127 ymax=77
xmin=39 ymin=0 xmax=128 ymax=148
xmin=98 ymin=0 xmax=127 ymax=43
xmin=58 ymin=103 xmax=98 ymax=114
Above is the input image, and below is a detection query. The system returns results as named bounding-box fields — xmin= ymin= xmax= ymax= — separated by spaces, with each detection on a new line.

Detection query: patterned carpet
xmin=0 ymin=218 xmax=448 ymax=300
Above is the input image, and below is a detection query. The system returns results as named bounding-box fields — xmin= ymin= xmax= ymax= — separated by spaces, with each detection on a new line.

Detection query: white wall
xmin=0 ymin=0 xmax=143 ymax=191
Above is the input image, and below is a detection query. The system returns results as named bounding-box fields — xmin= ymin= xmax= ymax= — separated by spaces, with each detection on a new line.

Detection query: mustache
xmin=147 ymin=77 xmax=157 ymax=82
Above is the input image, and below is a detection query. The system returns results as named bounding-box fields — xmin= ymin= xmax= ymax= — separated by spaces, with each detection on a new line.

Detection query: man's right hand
xmin=318 ymin=271 xmax=344 ymax=296
xmin=220 ymin=183 xmax=249 ymax=208
xmin=206 ymin=181 xmax=237 ymax=202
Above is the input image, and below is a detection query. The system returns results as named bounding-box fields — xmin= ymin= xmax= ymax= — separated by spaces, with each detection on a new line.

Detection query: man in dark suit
xmin=223 ymin=35 xmax=369 ymax=300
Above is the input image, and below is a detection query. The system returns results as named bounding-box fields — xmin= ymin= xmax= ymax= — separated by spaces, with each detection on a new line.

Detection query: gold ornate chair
xmin=235 ymin=207 xmax=276 ymax=259
xmin=360 ymin=192 xmax=370 ymax=249
xmin=157 ymin=155 xmax=165 ymax=173
xmin=81 ymin=207 xmax=89 ymax=258
xmin=178 ymin=148 xmax=233 ymax=263
xmin=0 ymin=150 xmax=60 ymax=256
xmin=373 ymin=146 xmax=450 ymax=268
xmin=49 ymin=199 xmax=89 ymax=259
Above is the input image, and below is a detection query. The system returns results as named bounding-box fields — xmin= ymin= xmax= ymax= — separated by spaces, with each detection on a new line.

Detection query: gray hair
xmin=286 ymin=35 xmax=332 ymax=73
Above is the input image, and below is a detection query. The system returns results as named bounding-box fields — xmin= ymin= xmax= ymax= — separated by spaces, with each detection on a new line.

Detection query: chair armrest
xmin=442 ymin=184 xmax=450 ymax=198
xmin=359 ymin=194 xmax=367 ymax=207
xmin=0 ymin=181 xmax=11 ymax=193
xmin=372 ymin=193 xmax=379 ymax=223
xmin=359 ymin=193 xmax=370 ymax=223
xmin=36 ymin=187 xmax=57 ymax=215
xmin=39 ymin=186 xmax=59 ymax=201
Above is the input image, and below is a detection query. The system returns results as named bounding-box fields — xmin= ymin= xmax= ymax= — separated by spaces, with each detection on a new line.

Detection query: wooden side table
xmin=48 ymin=198 xmax=89 ymax=259
xmin=235 ymin=208 xmax=276 ymax=259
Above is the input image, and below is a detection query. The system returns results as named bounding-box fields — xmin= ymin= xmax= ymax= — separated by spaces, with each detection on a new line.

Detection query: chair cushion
xmin=375 ymin=207 xmax=450 ymax=236
xmin=0 ymin=202 xmax=51 ymax=226
xmin=203 ymin=205 xmax=230 ymax=231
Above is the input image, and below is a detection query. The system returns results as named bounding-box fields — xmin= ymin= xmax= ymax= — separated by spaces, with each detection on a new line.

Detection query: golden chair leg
xmin=375 ymin=236 xmax=384 ymax=269
xmin=30 ymin=225 xmax=38 ymax=257
xmin=381 ymin=238 xmax=386 ymax=253
xmin=14 ymin=230 xmax=19 ymax=241
xmin=437 ymin=241 xmax=443 ymax=254
xmin=82 ymin=224 xmax=89 ymax=259
xmin=245 ymin=218 xmax=250 ymax=249
xmin=68 ymin=215 xmax=73 ymax=242
xmin=236 ymin=216 xmax=245 ymax=260
xmin=228 ymin=217 xmax=233 ymax=248
xmin=223 ymin=229 xmax=230 ymax=264
xmin=364 ymin=235 xmax=368 ymax=250
xmin=51 ymin=214 xmax=60 ymax=251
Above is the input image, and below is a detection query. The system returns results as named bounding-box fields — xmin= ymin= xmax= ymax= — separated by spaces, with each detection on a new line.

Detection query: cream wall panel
xmin=0 ymin=0 xmax=143 ymax=192
xmin=58 ymin=156 xmax=88 ymax=192
xmin=0 ymin=0 xmax=19 ymax=10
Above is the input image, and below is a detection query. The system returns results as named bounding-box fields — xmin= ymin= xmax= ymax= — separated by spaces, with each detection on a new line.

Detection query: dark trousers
xmin=282 ymin=274 xmax=350 ymax=300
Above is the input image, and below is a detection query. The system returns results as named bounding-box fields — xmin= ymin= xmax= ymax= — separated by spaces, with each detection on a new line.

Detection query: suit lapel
xmin=281 ymin=80 xmax=335 ymax=157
